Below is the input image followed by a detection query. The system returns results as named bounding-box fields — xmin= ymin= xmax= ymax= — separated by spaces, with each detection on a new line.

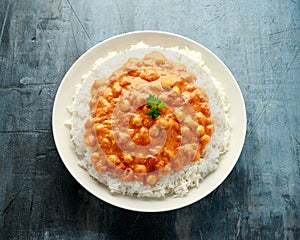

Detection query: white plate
xmin=52 ymin=31 xmax=246 ymax=212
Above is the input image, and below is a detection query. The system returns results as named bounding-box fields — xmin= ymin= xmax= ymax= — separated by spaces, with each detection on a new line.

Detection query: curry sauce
xmin=84 ymin=51 xmax=214 ymax=185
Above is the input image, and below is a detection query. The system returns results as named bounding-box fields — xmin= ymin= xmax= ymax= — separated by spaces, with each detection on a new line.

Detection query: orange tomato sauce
xmin=84 ymin=51 xmax=213 ymax=185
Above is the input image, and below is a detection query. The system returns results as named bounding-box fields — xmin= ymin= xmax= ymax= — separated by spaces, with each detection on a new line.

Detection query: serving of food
xmin=66 ymin=43 xmax=230 ymax=197
xmin=53 ymin=31 xmax=246 ymax=211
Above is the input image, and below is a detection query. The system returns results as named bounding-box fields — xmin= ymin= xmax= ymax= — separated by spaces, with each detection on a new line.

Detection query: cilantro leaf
xmin=146 ymin=108 xmax=161 ymax=118
xmin=145 ymin=95 xmax=166 ymax=118
xmin=157 ymin=101 xmax=166 ymax=108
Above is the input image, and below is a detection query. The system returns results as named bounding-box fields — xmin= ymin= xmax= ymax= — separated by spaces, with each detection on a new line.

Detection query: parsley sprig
xmin=146 ymin=95 xmax=166 ymax=118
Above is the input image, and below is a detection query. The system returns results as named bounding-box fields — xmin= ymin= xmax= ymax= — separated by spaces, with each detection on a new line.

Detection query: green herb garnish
xmin=146 ymin=95 xmax=166 ymax=118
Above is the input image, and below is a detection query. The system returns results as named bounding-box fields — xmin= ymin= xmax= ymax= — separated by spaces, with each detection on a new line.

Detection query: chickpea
xmin=89 ymin=98 xmax=97 ymax=110
xmin=155 ymin=56 xmax=165 ymax=65
xmin=155 ymin=160 xmax=165 ymax=169
xmin=107 ymin=131 xmax=115 ymax=144
xmin=200 ymin=103 xmax=210 ymax=116
xmin=108 ymin=155 xmax=119 ymax=164
xmin=132 ymin=127 xmax=149 ymax=144
xmin=120 ymin=76 xmax=131 ymax=87
xmin=185 ymin=115 xmax=192 ymax=123
xmin=94 ymin=124 xmax=105 ymax=134
xmin=181 ymin=144 xmax=197 ymax=161
xmin=185 ymin=83 xmax=196 ymax=92
xmin=206 ymin=124 xmax=214 ymax=135
xmin=112 ymin=82 xmax=122 ymax=97
xmin=200 ymin=135 xmax=210 ymax=145
xmin=134 ymin=164 xmax=147 ymax=173
xmin=127 ymin=57 xmax=140 ymax=65
xmin=172 ymin=86 xmax=180 ymax=94
xmin=157 ymin=118 xmax=168 ymax=128
xmin=143 ymin=58 xmax=154 ymax=66
xmin=160 ymin=164 xmax=172 ymax=175
xmin=176 ymin=135 xmax=183 ymax=143
xmin=193 ymin=151 xmax=201 ymax=162
xmin=149 ymin=125 xmax=161 ymax=138
xmin=185 ymin=116 xmax=197 ymax=129
xmin=123 ymin=153 xmax=133 ymax=164
xmin=128 ymin=128 xmax=135 ymax=135
xmin=84 ymin=118 xmax=94 ymax=129
xmin=133 ymin=132 xmax=149 ymax=145
xmin=161 ymin=78 xmax=175 ymax=88
xmin=95 ymin=162 xmax=107 ymax=173
xmin=143 ymin=117 xmax=153 ymax=127
xmin=85 ymin=135 xmax=95 ymax=147
xmin=175 ymin=110 xmax=185 ymax=123
xmin=103 ymin=88 xmax=113 ymax=100
xmin=206 ymin=117 xmax=213 ymax=125
xmin=128 ymin=69 xmax=141 ymax=77
xmin=131 ymin=115 xmax=143 ymax=127
xmin=194 ymin=89 xmax=207 ymax=102
xmin=134 ymin=94 xmax=146 ymax=106
xmin=118 ymin=100 xmax=130 ymax=112
xmin=197 ymin=125 xmax=205 ymax=136
xmin=142 ymin=69 xmax=160 ymax=81
xmin=196 ymin=112 xmax=206 ymax=125
xmin=181 ymin=126 xmax=191 ymax=137
xmin=93 ymin=117 xmax=101 ymax=124
xmin=139 ymin=126 xmax=148 ymax=135
xmin=101 ymin=137 xmax=111 ymax=147
xmin=168 ymin=92 xmax=184 ymax=106
xmin=96 ymin=106 xmax=108 ymax=117
xmin=146 ymin=174 xmax=159 ymax=186
xmin=91 ymin=152 xmax=100 ymax=164
xmin=163 ymin=149 xmax=175 ymax=159
xmin=117 ymin=162 xmax=126 ymax=170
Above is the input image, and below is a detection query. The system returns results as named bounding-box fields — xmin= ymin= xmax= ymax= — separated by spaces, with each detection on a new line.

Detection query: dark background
xmin=0 ymin=0 xmax=299 ymax=239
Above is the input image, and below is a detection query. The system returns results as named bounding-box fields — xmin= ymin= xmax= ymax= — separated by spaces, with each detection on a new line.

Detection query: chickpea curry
xmin=84 ymin=51 xmax=214 ymax=186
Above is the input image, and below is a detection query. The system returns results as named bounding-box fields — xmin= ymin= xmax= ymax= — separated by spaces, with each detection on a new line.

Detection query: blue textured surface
xmin=0 ymin=0 xmax=299 ymax=239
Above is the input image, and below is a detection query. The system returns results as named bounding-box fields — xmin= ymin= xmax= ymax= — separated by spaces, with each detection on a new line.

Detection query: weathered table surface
xmin=0 ymin=0 xmax=299 ymax=239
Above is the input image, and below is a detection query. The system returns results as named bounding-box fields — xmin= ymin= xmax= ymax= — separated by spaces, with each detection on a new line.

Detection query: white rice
xmin=66 ymin=42 xmax=231 ymax=198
